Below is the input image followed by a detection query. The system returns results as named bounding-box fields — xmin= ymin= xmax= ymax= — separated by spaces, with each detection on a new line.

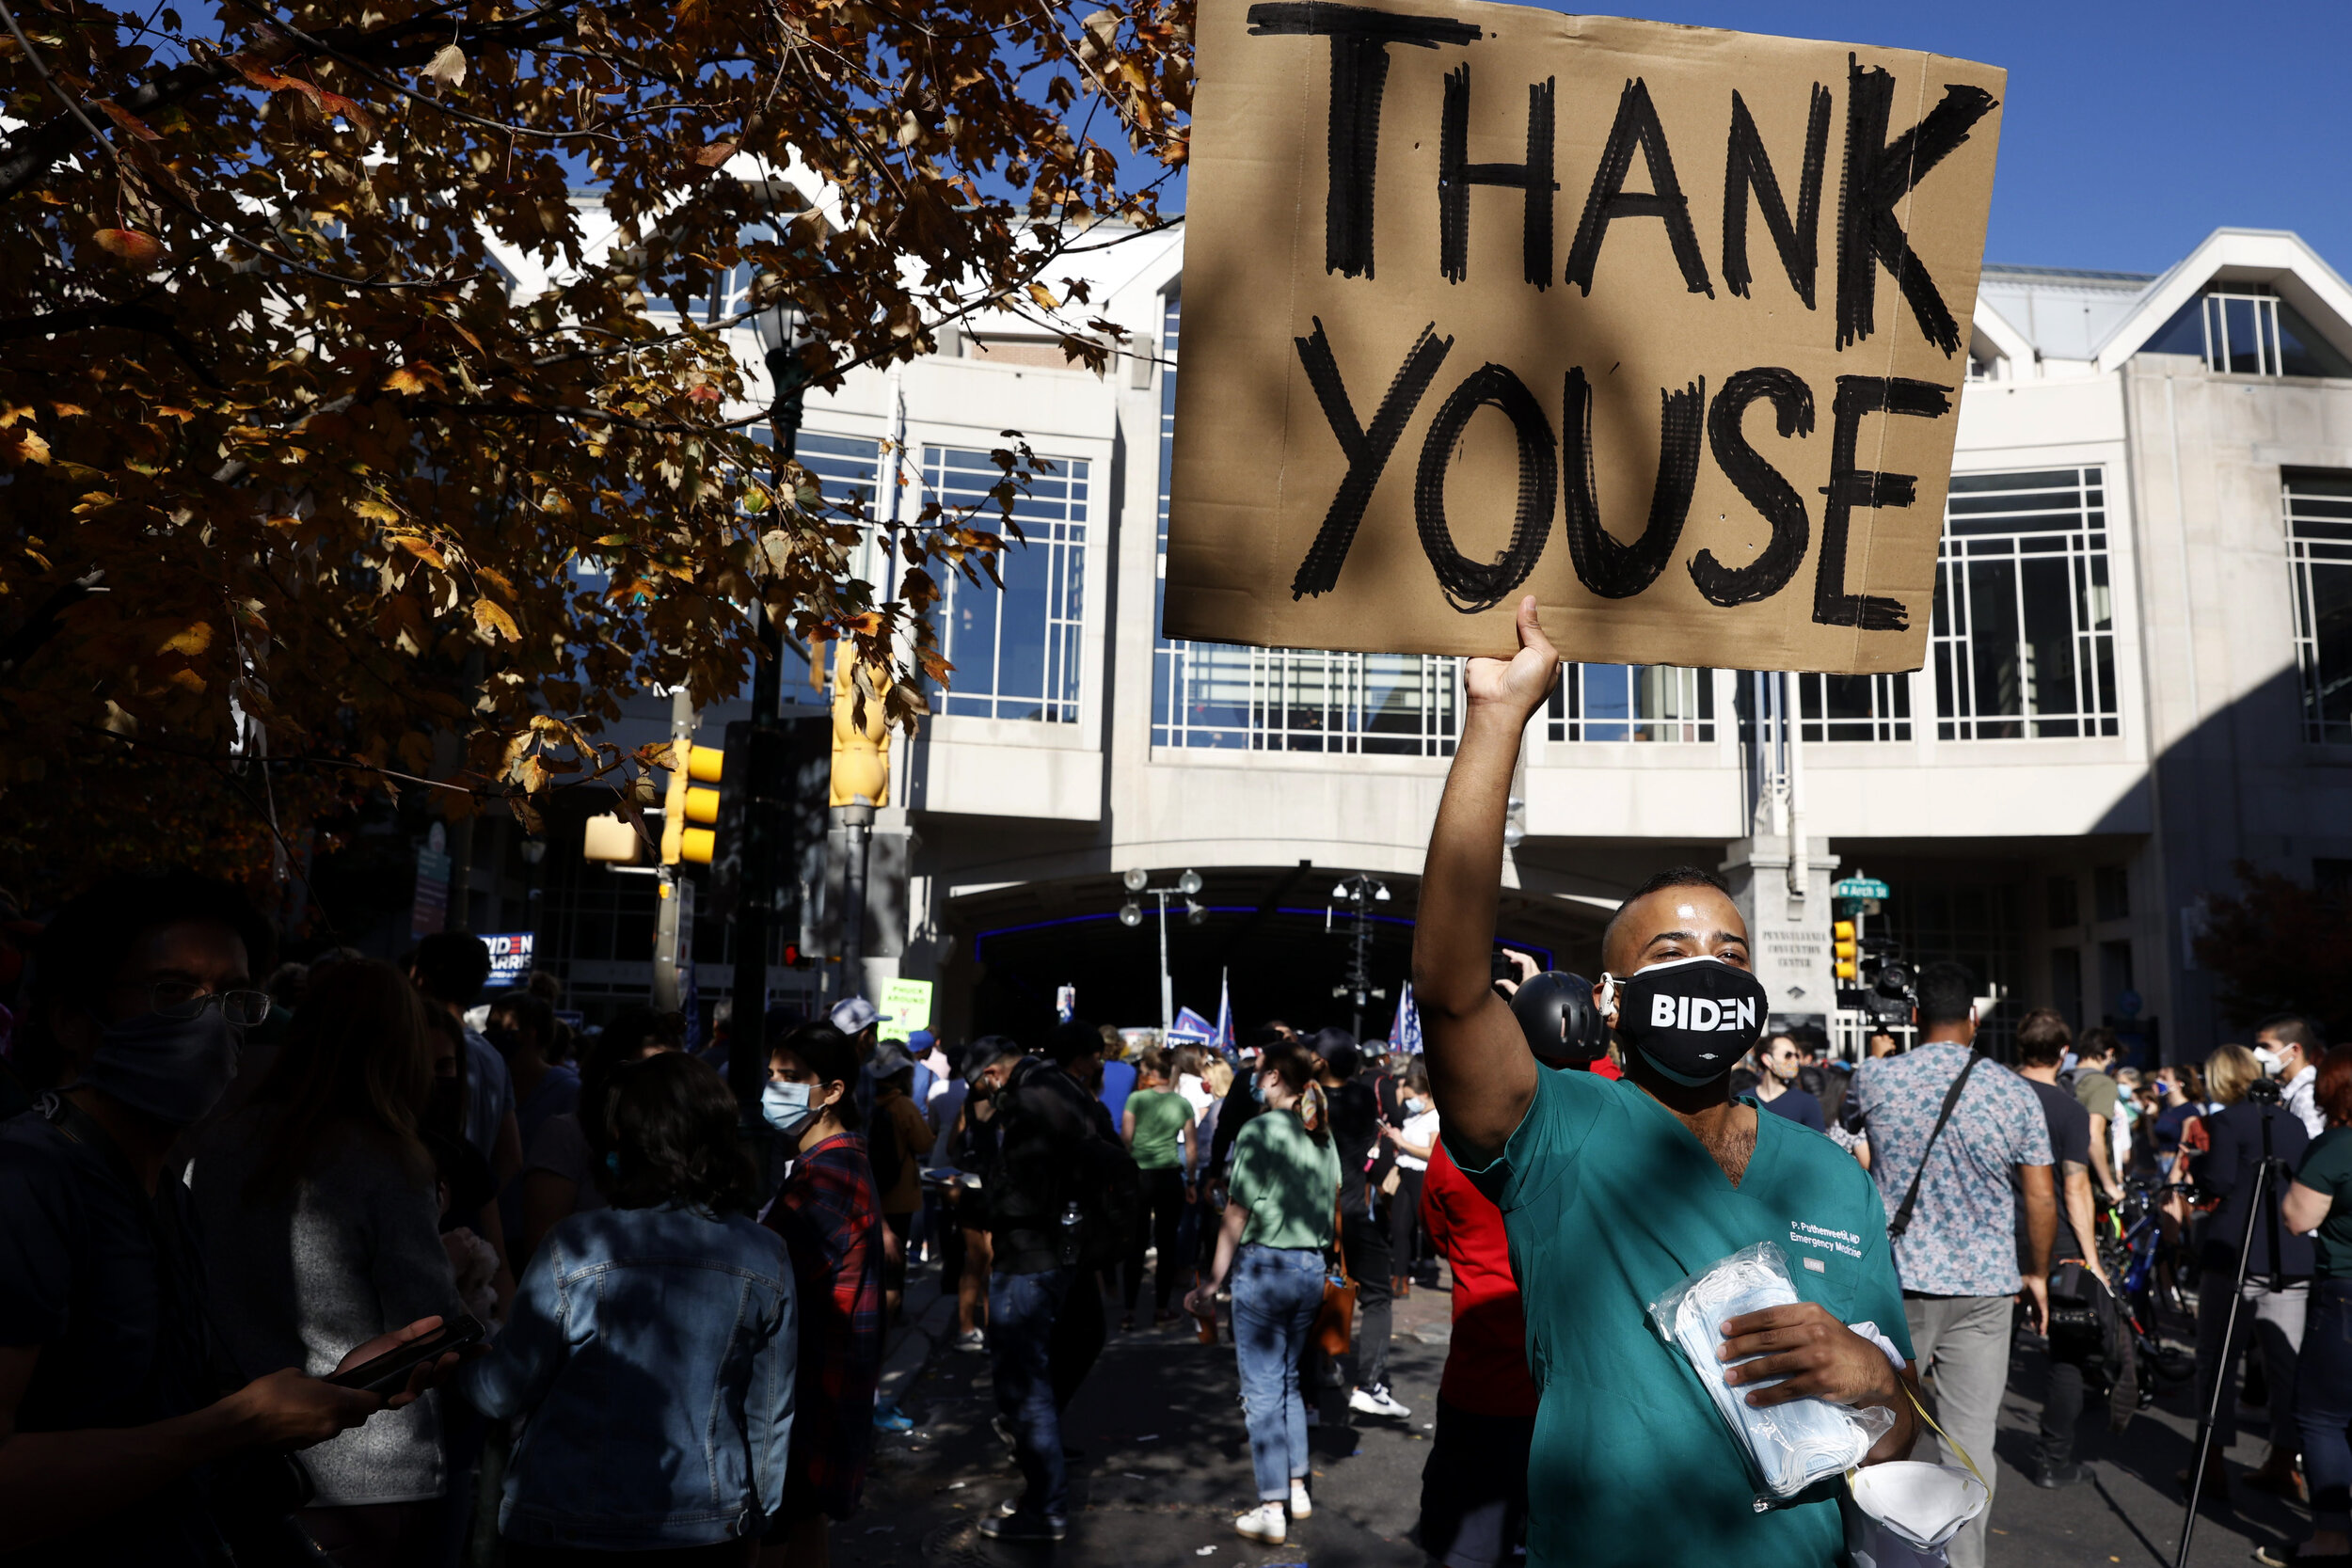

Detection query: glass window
xmin=1933 ymin=468 xmax=2120 ymax=740
xmin=1548 ymin=664 xmax=1714 ymax=743
xmin=1798 ymin=673 xmax=1910 ymax=742
xmin=2138 ymin=289 xmax=2352 ymax=379
xmin=2099 ymin=939 xmax=2135 ymax=1017
xmin=1151 ymin=291 xmax=1460 ymax=756
xmin=2093 ymin=864 xmax=2129 ymax=923
xmin=646 ymin=221 xmax=782 ymax=326
xmin=1881 ymin=878 xmax=2025 ymax=1054
xmin=2046 ymin=875 xmax=2079 ymax=929
xmin=2278 ymin=301 xmax=2352 ymax=379
xmin=2049 ymin=945 xmax=2083 ymax=1029
xmin=925 ymin=445 xmax=1088 ymax=723
xmin=1156 ymin=643 xmax=1460 ymax=755
xmin=2286 ymin=470 xmax=2352 ymax=743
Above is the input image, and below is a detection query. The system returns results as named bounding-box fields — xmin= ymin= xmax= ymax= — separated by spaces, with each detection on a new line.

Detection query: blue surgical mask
xmin=763 ymin=1080 xmax=817 ymax=1137
xmin=1248 ymin=1071 xmax=1268 ymax=1105
xmin=78 ymin=1006 xmax=241 ymax=1127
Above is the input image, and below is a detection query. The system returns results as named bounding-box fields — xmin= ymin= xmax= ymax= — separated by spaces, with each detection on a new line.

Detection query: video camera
xmin=2244 ymin=1076 xmax=2284 ymax=1107
xmin=1841 ymin=936 xmax=1915 ymax=1026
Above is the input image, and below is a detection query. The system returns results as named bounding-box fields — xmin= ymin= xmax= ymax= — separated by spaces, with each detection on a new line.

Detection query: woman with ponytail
xmin=1184 ymin=1043 xmax=1341 ymax=1546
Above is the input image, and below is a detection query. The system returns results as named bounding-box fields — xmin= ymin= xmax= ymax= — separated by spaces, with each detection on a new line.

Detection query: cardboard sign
xmin=1167 ymin=0 xmax=2004 ymax=673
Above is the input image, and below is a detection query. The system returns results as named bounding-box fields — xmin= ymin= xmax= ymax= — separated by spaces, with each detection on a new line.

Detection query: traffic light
xmin=660 ymin=740 xmax=725 ymax=865
xmin=1833 ymin=919 xmax=1858 ymax=981
xmin=830 ymin=655 xmax=892 ymax=808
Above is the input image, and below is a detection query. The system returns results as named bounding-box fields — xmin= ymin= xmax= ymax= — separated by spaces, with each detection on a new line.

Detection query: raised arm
xmin=1412 ymin=594 xmax=1557 ymax=1167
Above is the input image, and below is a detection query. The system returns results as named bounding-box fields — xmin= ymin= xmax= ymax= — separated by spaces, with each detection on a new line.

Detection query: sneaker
xmin=874 ymin=1404 xmax=914 ymax=1433
xmin=2032 ymin=1461 xmax=2089 ymax=1489
xmin=1233 ymin=1503 xmax=1286 ymax=1544
xmin=1349 ymin=1384 xmax=1411 ymax=1420
xmin=1289 ymin=1480 xmax=1312 ymax=1519
xmin=978 ymin=1511 xmax=1067 ymax=1544
xmin=955 ymin=1329 xmax=988 ymax=1353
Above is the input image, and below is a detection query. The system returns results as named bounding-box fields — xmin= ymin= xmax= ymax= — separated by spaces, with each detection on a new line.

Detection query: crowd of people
xmin=0 ymin=868 xmax=1472 ymax=1566
xmin=0 ymin=603 xmax=2344 ymax=1568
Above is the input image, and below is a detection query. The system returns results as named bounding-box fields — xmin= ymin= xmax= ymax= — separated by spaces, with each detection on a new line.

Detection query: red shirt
xmin=1422 ymin=1138 xmax=1540 ymax=1418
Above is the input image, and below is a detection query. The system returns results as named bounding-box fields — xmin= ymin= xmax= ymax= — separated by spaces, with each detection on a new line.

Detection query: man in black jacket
xmin=975 ymin=1022 xmax=1115 ymax=1543
xmin=1316 ymin=1029 xmax=1407 ymax=1420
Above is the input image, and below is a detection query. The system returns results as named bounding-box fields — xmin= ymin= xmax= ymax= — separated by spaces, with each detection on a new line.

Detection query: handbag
xmin=1311 ymin=1199 xmax=1358 ymax=1357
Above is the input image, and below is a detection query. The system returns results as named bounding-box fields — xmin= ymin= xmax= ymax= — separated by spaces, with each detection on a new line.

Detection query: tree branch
xmin=0 ymin=1 xmax=585 ymax=201
xmin=0 ymin=299 xmax=228 ymax=387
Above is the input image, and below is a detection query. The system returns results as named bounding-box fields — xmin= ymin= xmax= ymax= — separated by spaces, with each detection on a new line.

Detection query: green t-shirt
xmin=1228 ymin=1109 xmax=1340 ymax=1251
xmin=1127 ymin=1088 xmax=1195 ymax=1173
xmin=1454 ymin=1066 xmax=1912 ymax=1568
xmin=2296 ymin=1127 xmax=2352 ymax=1276
xmin=2074 ymin=1069 xmax=2120 ymax=1124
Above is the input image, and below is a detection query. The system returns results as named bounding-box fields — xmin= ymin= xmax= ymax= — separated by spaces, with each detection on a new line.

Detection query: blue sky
xmin=1137 ymin=1 xmax=2352 ymax=278
xmin=1639 ymin=1 xmax=2352 ymax=275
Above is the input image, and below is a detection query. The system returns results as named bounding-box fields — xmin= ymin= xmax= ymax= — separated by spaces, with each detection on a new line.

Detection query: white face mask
xmin=762 ymin=1080 xmax=818 ymax=1137
xmin=2254 ymin=1047 xmax=2285 ymax=1077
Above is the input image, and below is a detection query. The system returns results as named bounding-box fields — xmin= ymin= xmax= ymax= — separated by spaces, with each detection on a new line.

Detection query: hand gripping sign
xmin=1165 ymin=0 xmax=2004 ymax=673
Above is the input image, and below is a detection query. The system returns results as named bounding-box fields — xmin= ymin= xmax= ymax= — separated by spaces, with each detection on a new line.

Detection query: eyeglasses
xmin=142 ymin=980 xmax=273 ymax=1028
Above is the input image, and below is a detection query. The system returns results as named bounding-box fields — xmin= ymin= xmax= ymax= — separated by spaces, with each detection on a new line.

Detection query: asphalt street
xmin=837 ymin=1256 xmax=2314 ymax=1568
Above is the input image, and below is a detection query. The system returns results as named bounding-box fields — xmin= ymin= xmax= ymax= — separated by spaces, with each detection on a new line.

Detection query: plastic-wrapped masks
xmin=1646 ymin=1242 xmax=1892 ymax=1502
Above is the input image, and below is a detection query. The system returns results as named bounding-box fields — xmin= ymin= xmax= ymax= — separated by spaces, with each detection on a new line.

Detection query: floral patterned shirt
xmin=1851 ymin=1041 xmax=2053 ymax=1296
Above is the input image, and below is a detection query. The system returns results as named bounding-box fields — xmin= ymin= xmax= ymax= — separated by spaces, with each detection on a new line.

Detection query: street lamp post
xmin=1120 ymin=867 xmax=1204 ymax=1037
xmin=518 ymin=834 xmax=548 ymax=966
xmin=724 ymin=298 xmax=818 ymax=1114
xmin=1327 ymin=873 xmax=1391 ymax=1040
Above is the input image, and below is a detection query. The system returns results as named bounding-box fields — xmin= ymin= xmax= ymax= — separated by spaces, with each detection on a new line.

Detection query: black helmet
xmin=1510 ymin=972 xmax=1608 ymax=1066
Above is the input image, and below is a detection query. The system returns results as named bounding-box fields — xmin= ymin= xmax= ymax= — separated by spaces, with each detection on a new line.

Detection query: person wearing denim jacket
xmin=1185 ymin=1043 xmax=1342 ymax=1548
xmin=461 ymin=1053 xmax=796 ymax=1563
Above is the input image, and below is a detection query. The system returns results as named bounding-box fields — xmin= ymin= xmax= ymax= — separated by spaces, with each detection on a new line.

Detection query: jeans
xmin=1124 ymin=1167 xmax=1190 ymax=1314
xmin=1232 ymin=1245 xmax=1327 ymax=1500
xmin=2296 ymin=1277 xmax=2352 ymax=1533
xmin=990 ymin=1266 xmax=1076 ymax=1519
xmin=1904 ymin=1293 xmax=2012 ymax=1568
xmin=2196 ymin=1277 xmax=2308 ymax=1449
xmin=1341 ymin=1208 xmax=1393 ymax=1392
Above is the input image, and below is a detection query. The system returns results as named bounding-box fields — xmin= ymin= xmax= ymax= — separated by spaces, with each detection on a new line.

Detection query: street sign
xmin=1834 ymin=878 xmax=1891 ymax=901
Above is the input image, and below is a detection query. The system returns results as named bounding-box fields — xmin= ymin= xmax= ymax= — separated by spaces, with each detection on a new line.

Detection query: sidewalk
xmin=840 ymin=1259 xmax=2316 ymax=1568
xmin=837 ymin=1259 xmax=1456 ymax=1568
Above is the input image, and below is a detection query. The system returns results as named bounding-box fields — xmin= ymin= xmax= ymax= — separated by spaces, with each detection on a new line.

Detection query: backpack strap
xmin=1884 ymin=1052 xmax=1984 ymax=1243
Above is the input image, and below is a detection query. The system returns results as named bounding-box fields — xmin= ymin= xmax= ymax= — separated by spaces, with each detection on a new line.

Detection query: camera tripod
xmin=2174 ymin=1085 xmax=2295 ymax=1568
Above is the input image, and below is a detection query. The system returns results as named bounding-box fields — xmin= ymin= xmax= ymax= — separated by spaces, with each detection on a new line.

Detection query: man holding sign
xmin=1414 ymin=598 xmax=1920 ymax=1566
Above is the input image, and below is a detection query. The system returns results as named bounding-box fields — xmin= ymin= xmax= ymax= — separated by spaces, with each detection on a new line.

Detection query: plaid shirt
xmin=765 ymin=1132 xmax=884 ymax=1518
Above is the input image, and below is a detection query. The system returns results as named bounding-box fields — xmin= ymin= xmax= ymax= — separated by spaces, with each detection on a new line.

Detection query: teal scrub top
xmin=1452 ymin=1065 xmax=1912 ymax=1568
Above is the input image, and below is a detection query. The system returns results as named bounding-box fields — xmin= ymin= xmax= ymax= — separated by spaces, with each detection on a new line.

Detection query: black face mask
xmin=484 ymin=1024 xmax=522 ymax=1059
xmin=1605 ymin=955 xmax=1769 ymax=1087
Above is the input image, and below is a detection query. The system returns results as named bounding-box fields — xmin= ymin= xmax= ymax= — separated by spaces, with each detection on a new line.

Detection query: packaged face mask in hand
xmin=1646 ymin=1242 xmax=1894 ymax=1503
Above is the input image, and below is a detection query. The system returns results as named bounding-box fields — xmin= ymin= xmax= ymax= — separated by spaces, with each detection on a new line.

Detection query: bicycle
xmin=2106 ymin=1177 xmax=2196 ymax=1388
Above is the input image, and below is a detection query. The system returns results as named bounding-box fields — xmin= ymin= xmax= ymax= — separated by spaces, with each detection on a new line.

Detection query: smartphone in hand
xmin=327 ymin=1315 xmax=485 ymax=1398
